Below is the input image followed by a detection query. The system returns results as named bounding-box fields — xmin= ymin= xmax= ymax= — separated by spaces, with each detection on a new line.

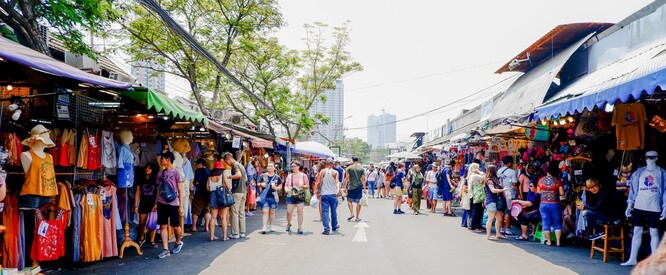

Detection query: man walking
xmin=315 ymin=158 xmax=340 ymax=235
xmin=344 ymin=157 xmax=366 ymax=221
xmin=223 ymin=152 xmax=248 ymax=239
xmin=498 ymin=156 xmax=519 ymax=235
xmin=155 ymin=152 xmax=184 ymax=259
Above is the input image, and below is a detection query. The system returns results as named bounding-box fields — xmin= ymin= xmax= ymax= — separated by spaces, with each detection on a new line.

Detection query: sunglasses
xmin=646 ymin=156 xmax=658 ymax=160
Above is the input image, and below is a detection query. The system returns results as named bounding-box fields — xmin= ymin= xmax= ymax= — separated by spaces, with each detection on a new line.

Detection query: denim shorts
xmin=209 ymin=190 xmax=228 ymax=209
xmin=428 ymin=187 xmax=438 ymax=200
xmin=485 ymin=202 xmax=498 ymax=212
xmin=262 ymin=199 xmax=278 ymax=210
xmin=286 ymin=197 xmax=304 ymax=205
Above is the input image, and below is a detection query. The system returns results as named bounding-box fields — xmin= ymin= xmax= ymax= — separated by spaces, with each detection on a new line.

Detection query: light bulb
xmin=553 ymin=121 xmax=559 ymax=126
xmin=541 ymin=120 xmax=547 ymax=126
xmin=559 ymin=119 xmax=566 ymax=125
xmin=264 ymin=153 xmax=269 ymax=158
xmin=6 ymin=85 xmax=13 ymax=91
xmin=567 ymin=117 xmax=574 ymax=123
xmin=605 ymin=103 xmax=614 ymax=113
xmin=136 ymin=114 xmax=142 ymax=118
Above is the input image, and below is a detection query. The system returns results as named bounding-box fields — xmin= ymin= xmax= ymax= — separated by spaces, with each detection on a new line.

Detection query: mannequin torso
xmin=20 ymin=142 xmax=47 ymax=173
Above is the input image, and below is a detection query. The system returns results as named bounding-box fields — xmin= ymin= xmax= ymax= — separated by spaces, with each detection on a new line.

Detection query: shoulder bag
xmin=159 ymin=173 xmax=177 ymax=203
xmin=216 ymin=184 xmax=235 ymax=207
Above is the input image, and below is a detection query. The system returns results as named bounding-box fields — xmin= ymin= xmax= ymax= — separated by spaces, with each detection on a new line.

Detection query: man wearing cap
xmin=344 ymin=157 xmax=366 ymax=221
xmin=222 ymin=152 xmax=248 ymax=239
xmin=498 ymin=156 xmax=519 ymax=235
xmin=155 ymin=151 xmax=184 ymax=259
xmin=314 ymin=158 xmax=340 ymax=235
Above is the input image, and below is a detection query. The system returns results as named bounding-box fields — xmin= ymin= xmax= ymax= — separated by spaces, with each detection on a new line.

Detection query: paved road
xmin=58 ymin=198 xmax=633 ymax=275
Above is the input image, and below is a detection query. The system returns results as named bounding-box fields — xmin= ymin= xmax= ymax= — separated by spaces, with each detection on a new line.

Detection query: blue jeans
xmin=539 ymin=203 xmax=562 ymax=231
xmin=321 ymin=194 xmax=338 ymax=232
xmin=584 ymin=210 xmax=608 ymax=231
xmin=368 ymin=181 xmax=376 ymax=196
xmin=461 ymin=209 xmax=469 ymax=227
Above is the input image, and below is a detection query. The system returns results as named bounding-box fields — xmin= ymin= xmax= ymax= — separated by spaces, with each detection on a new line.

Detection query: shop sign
xmin=525 ymin=125 xmax=550 ymax=141
xmin=232 ymin=136 xmax=241 ymax=149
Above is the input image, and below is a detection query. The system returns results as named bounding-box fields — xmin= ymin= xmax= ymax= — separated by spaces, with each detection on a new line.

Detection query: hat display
xmin=210 ymin=161 xmax=225 ymax=176
xmin=22 ymin=124 xmax=55 ymax=148
xmin=510 ymin=201 xmax=523 ymax=220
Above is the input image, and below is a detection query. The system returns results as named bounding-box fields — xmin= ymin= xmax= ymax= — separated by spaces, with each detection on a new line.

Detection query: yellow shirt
xmin=20 ymin=150 xmax=58 ymax=197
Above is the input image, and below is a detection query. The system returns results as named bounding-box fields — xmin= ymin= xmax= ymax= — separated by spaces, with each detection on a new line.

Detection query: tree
xmin=118 ymin=0 xmax=283 ymax=115
xmin=0 ymin=0 xmax=117 ymax=57
xmin=336 ymin=138 xmax=371 ymax=163
xmin=223 ymin=21 xmax=362 ymax=140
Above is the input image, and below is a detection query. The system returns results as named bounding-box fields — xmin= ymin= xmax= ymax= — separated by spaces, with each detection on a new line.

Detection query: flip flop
xmin=487 ymin=236 xmax=498 ymax=241
xmin=498 ymin=235 xmax=508 ymax=239
xmin=209 ymin=237 xmax=219 ymax=241
xmin=347 ymin=216 xmax=354 ymax=221
xmin=515 ymin=236 xmax=528 ymax=240
xmin=355 ymin=218 xmax=362 ymax=222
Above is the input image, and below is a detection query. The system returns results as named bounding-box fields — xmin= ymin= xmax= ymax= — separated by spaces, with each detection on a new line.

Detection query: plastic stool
xmin=532 ymin=222 xmax=557 ymax=243
xmin=590 ymin=224 xmax=625 ymax=263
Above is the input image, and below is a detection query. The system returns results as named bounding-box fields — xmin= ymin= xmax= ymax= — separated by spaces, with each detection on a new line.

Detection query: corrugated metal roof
xmin=47 ymin=36 xmax=135 ymax=82
xmin=489 ymin=34 xmax=595 ymax=124
xmin=496 ymin=23 xmax=613 ymax=74
xmin=535 ymin=42 xmax=666 ymax=120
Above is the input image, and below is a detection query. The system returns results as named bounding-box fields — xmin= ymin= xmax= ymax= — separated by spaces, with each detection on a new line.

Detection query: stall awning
xmin=292 ymin=141 xmax=336 ymax=159
xmin=535 ymin=42 xmax=666 ymax=120
xmin=117 ymin=87 xmax=207 ymax=125
xmin=0 ymin=37 xmax=131 ymax=89
xmin=207 ymin=120 xmax=273 ymax=148
xmin=489 ymin=34 xmax=595 ymax=124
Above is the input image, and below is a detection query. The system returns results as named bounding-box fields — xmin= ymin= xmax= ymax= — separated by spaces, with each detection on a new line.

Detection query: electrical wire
xmin=345 ymin=75 xmax=516 ymax=131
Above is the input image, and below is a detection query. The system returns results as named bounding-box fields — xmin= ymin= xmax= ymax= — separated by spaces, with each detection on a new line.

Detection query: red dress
xmin=87 ymin=133 xmax=101 ymax=170
xmin=31 ymin=209 xmax=66 ymax=262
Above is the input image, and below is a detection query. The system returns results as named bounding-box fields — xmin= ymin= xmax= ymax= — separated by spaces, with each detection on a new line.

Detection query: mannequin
xmin=19 ymin=124 xmax=58 ymax=209
xmin=622 ymin=151 xmax=666 ymax=266
xmin=171 ymin=139 xmax=191 ymax=230
xmin=117 ymin=129 xmax=142 ymax=258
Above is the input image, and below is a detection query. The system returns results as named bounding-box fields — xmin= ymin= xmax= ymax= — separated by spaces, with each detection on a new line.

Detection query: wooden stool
xmin=590 ymin=224 xmax=625 ymax=263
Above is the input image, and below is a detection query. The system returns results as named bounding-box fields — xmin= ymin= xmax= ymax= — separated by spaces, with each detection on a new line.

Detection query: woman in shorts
xmin=208 ymin=161 xmax=231 ymax=241
xmin=484 ymin=165 xmax=509 ymax=241
xmin=258 ymin=162 xmax=281 ymax=234
xmin=285 ymin=161 xmax=309 ymax=234
xmin=134 ymin=164 xmax=158 ymax=248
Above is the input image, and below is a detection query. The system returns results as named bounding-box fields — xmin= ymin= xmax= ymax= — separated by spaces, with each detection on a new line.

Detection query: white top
xmin=635 ymin=169 xmax=662 ymax=212
xmin=209 ymin=176 xmax=223 ymax=191
xmin=367 ymin=170 xmax=377 ymax=181
xmin=497 ymin=166 xmax=518 ymax=198
xmin=426 ymin=171 xmax=438 ymax=188
xmin=320 ymin=168 xmax=339 ymax=195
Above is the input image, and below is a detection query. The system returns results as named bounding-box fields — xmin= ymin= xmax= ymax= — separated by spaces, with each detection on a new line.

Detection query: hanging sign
xmin=232 ymin=136 xmax=242 ymax=149
xmin=525 ymin=125 xmax=550 ymax=141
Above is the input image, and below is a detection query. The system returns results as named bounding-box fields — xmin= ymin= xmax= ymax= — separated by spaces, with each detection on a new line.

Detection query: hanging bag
xmin=146 ymin=211 xmax=159 ymax=231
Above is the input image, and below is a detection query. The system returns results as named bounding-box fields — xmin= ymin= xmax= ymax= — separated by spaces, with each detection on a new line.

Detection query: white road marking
xmin=352 ymin=221 xmax=369 ymax=242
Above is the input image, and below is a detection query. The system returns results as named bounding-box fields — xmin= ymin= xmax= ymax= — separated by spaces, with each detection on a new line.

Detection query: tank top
xmin=320 ymin=169 xmax=338 ymax=195
xmin=87 ymin=133 xmax=101 ymax=170
xmin=21 ymin=150 xmax=58 ymax=197
xmin=209 ymin=176 xmax=223 ymax=191
xmin=31 ymin=209 xmax=66 ymax=262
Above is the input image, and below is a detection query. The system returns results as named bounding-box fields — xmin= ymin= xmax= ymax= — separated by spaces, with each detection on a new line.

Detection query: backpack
xmin=159 ymin=173 xmax=177 ymax=203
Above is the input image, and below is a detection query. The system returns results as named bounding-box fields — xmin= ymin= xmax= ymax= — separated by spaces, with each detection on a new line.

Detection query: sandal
xmin=497 ymin=235 xmax=508 ymax=239
xmin=210 ymin=236 xmax=219 ymax=241
xmin=355 ymin=218 xmax=362 ymax=222
xmin=515 ymin=236 xmax=528 ymax=240
xmin=487 ymin=236 xmax=498 ymax=241
xmin=347 ymin=216 xmax=354 ymax=221
xmin=149 ymin=242 xmax=157 ymax=248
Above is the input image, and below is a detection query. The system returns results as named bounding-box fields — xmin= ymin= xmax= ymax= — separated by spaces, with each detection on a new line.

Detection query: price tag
xmin=38 ymin=221 xmax=49 ymax=237
xmin=100 ymin=188 xmax=107 ymax=198
xmin=613 ymin=169 xmax=619 ymax=176
xmin=89 ymin=136 xmax=98 ymax=148
xmin=87 ymin=194 xmax=95 ymax=205
xmin=574 ymin=170 xmax=583 ymax=176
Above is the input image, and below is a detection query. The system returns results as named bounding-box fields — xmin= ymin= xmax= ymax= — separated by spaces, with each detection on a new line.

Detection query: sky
xmin=272 ymin=0 xmax=654 ymax=142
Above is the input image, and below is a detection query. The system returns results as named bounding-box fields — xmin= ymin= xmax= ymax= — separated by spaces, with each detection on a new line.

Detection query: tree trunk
xmin=209 ymin=73 xmax=222 ymax=114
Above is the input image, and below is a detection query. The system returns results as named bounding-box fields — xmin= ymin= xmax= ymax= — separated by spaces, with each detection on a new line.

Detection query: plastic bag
xmin=361 ymin=194 xmax=368 ymax=207
xmin=146 ymin=211 xmax=159 ymax=231
xmin=310 ymin=195 xmax=319 ymax=208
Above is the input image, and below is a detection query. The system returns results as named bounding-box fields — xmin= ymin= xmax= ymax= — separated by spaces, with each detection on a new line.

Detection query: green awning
xmin=118 ymin=87 xmax=207 ymax=125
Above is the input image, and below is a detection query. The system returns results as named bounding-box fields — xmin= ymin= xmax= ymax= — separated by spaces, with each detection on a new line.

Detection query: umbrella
xmin=291 ymin=141 xmax=336 ymax=159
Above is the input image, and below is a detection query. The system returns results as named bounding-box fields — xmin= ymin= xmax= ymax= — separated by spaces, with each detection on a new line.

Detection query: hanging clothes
xmin=20 ymin=150 xmax=58 ymax=197
xmin=2 ymin=194 xmax=19 ymax=268
xmin=72 ymin=194 xmax=82 ymax=262
xmin=50 ymin=129 xmax=61 ymax=166
xmin=117 ymin=143 xmax=135 ymax=188
xmin=87 ymin=131 xmax=101 ymax=170
xmin=182 ymin=157 xmax=194 ymax=225
xmin=77 ymin=131 xmax=89 ymax=170
xmin=57 ymin=129 xmax=70 ymax=167
xmin=101 ymin=130 xmax=117 ymax=169
xmin=100 ymin=185 xmax=119 ymax=258
xmin=81 ymin=190 xmax=103 ymax=262
xmin=68 ymin=129 xmax=77 ymax=166
xmin=31 ymin=208 xmax=66 ymax=262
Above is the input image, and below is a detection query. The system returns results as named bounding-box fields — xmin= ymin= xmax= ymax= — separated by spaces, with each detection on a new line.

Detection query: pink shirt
xmin=286 ymin=172 xmax=309 ymax=189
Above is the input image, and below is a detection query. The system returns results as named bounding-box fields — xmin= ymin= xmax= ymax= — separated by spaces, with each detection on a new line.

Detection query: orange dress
xmin=77 ymin=132 xmax=89 ymax=170
xmin=81 ymin=192 xmax=103 ymax=262
xmin=2 ymin=194 xmax=19 ymax=268
xmin=68 ymin=129 xmax=77 ymax=166
xmin=20 ymin=150 xmax=58 ymax=197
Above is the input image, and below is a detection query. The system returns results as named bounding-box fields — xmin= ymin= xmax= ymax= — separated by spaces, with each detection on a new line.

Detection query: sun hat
xmin=22 ymin=124 xmax=55 ymax=148
xmin=210 ymin=161 xmax=226 ymax=176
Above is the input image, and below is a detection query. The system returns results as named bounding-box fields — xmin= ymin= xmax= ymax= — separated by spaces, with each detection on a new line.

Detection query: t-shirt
xmin=259 ymin=173 xmax=282 ymax=203
xmin=395 ymin=170 xmax=405 ymax=188
xmin=231 ymin=161 xmax=247 ymax=194
xmin=537 ymin=176 xmax=562 ymax=204
xmin=612 ymin=102 xmax=647 ymax=150
xmin=367 ymin=170 xmax=377 ymax=182
xmin=138 ymin=177 xmax=158 ymax=207
xmin=426 ymin=171 xmax=438 ymax=188
xmin=634 ymin=169 xmax=662 ymax=212
xmin=157 ymin=168 xmax=183 ymax=206
xmin=498 ymin=166 xmax=518 ymax=199
xmin=346 ymin=163 xmax=365 ymax=190
xmin=334 ymin=166 xmax=344 ymax=182
xmin=193 ymin=168 xmax=210 ymax=199
xmin=524 ymin=193 xmax=541 ymax=213
xmin=437 ymin=167 xmax=452 ymax=190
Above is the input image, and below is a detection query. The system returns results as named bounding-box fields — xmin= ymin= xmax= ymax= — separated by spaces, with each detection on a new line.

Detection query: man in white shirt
xmin=498 ymin=156 xmax=519 ymax=235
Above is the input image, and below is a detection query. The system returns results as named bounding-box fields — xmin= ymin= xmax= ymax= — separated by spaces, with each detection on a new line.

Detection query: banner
xmin=525 ymin=125 xmax=550 ymax=141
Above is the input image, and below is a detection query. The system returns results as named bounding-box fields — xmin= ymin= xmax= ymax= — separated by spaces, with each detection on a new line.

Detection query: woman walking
xmin=439 ymin=160 xmax=456 ymax=216
xmin=425 ymin=164 xmax=439 ymax=213
xmin=377 ymin=168 xmax=386 ymax=199
xmin=134 ymin=164 xmax=158 ymax=248
xmin=258 ymin=162 xmax=281 ymax=234
xmin=285 ymin=160 xmax=309 ymax=234
xmin=409 ymin=163 xmax=424 ymax=215
xmin=468 ymin=163 xmax=485 ymax=232
xmin=208 ymin=161 xmax=231 ymax=241
xmin=538 ymin=162 xmax=565 ymax=246
xmin=485 ymin=165 xmax=509 ymax=241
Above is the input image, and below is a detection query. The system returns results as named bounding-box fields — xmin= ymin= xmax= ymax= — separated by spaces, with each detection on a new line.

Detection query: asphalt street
xmin=57 ymin=198 xmax=634 ymax=275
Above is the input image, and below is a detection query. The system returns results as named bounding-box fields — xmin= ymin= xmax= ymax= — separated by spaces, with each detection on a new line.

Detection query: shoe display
xmin=171 ymin=241 xmax=184 ymax=254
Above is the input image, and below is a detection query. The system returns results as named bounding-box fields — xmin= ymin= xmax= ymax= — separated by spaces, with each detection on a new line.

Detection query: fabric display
xmin=100 ymin=183 xmax=119 ymax=258
xmin=101 ymin=130 xmax=118 ymax=169
xmin=31 ymin=208 xmax=66 ymax=262
xmin=2 ymin=194 xmax=21 ymax=268
xmin=3 ymin=133 xmax=23 ymax=166
xmin=87 ymin=130 xmax=101 ymax=170
xmin=612 ymin=102 xmax=647 ymax=150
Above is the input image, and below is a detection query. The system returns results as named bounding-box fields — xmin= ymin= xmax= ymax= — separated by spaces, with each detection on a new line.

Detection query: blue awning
xmin=0 ymin=37 xmax=132 ymax=89
xmin=534 ymin=43 xmax=666 ymax=120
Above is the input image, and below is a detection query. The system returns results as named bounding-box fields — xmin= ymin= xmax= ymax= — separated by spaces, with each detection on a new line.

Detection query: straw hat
xmin=22 ymin=124 xmax=55 ymax=148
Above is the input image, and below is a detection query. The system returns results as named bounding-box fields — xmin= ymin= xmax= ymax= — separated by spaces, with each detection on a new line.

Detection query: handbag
xmin=216 ymin=185 xmax=235 ymax=207
xmin=291 ymin=187 xmax=305 ymax=201
xmin=146 ymin=211 xmax=159 ymax=231
xmin=257 ymin=186 xmax=271 ymax=205
xmin=159 ymin=174 xmax=177 ymax=203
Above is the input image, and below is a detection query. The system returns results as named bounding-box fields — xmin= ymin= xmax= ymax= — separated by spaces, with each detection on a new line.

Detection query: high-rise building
xmin=131 ymin=60 xmax=165 ymax=93
xmin=367 ymin=111 xmax=396 ymax=148
xmin=309 ymin=79 xmax=345 ymax=145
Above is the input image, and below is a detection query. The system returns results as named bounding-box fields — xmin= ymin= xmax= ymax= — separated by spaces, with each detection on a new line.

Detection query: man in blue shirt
xmin=191 ymin=159 xmax=211 ymax=232
xmin=393 ymin=163 xmax=406 ymax=214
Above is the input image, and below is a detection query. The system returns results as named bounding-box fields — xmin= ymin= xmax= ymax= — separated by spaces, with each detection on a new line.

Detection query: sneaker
xmin=333 ymin=225 xmax=340 ymax=232
xmin=504 ymin=230 xmax=514 ymax=236
xmin=398 ymin=209 xmax=405 ymax=214
xmin=269 ymin=225 xmax=276 ymax=232
xmin=229 ymin=234 xmax=240 ymax=239
xmin=297 ymin=229 xmax=304 ymax=234
xmin=322 ymin=231 xmax=330 ymax=235
xmin=171 ymin=242 xmax=184 ymax=254
xmin=499 ymin=228 xmax=506 ymax=234
xmin=240 ymin=233 xmax=246 ymax=238
xmin=393 ymin=209 xmax=399 ymax=214
xmin=588 ymin=233 xmax=605 ymax=240
xmin=286 ymin=225 xmax=291 ymax=232
xmin=261 ymin=226 xmax=268 ymax=234
xmin=156 ymin=249 xmax=171 ymax=259
xmin=248 ymin=212 xmax=254 ymax=216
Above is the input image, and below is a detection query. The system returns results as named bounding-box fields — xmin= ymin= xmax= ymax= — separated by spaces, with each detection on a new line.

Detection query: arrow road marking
xmin=352 ymin=221 xmax=369 ymax=242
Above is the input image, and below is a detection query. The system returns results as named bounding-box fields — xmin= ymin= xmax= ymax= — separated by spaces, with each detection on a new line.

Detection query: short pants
xmin=261 ymin=199 xmax=278 ymax=210
xmin=191 ymin=196 xmax=210 ymax=216
xmin=347 ymin=187 xmax=362 ymax=203
xmin=157 ymin=203 xmax=181 ymax=227
xmin=632 ymin=209 xmax=660 ymax=228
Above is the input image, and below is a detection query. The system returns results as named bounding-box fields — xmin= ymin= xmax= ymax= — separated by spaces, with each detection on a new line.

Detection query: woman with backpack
xmin=285 ymin=160 xmax=309 ymax=234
